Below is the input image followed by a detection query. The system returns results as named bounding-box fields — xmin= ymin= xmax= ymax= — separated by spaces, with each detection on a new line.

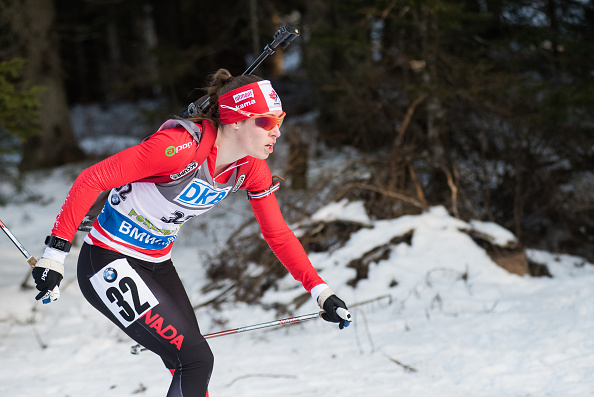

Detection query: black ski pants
xmin=77 ymin=243 xmax=213 ymax=397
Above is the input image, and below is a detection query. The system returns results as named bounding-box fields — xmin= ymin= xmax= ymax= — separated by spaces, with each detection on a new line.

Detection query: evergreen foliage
xmin=0 ymin=57 xmax=42 ymax=157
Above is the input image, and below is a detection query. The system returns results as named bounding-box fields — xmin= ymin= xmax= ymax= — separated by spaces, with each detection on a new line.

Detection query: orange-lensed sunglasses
xmin=220 ymin=105 xmax=286 ymax=131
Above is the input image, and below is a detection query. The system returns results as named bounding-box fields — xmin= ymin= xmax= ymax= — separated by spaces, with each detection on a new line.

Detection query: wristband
xmin=310 ymin=283 xmax=329 ymax=303
xmin=45 ymin=235 xmax=72 ymax=253
xmin=317 ymin=287 xmax=336 ymax=308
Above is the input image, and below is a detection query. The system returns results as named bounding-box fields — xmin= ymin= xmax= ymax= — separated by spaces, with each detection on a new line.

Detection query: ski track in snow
xmin=1 ymin=164 xmax=594 ymax=397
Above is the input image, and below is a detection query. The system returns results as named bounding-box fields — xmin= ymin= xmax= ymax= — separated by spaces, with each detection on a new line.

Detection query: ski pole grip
xmin=317 ymin=307 xmax=353 ymax=322
xmin=336 ymin=307 xmax=352 ymax=322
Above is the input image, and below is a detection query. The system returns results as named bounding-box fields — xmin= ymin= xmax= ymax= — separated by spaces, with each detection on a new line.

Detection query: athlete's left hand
xmin=318 ymin=288 xmax=352 ymax=329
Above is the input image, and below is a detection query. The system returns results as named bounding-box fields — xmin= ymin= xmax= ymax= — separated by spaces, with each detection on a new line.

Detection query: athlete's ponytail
xmin=184 ymin=69 xmax=262 ymax=129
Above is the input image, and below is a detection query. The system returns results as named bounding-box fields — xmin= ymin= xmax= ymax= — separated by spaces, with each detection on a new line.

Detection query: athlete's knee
xmin=196 ymin=340 xmax=214 ymax=371
xmin=180 ymin=340 xmax=214 ymax=372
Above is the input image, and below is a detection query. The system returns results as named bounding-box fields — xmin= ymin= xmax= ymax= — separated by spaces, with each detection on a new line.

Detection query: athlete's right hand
xmin=32 ymin=258 xmax=64 ymax=304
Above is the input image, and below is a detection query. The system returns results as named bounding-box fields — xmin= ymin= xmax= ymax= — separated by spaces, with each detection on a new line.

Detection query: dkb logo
xmin=174 ymin=179 xmax=231 ymax=209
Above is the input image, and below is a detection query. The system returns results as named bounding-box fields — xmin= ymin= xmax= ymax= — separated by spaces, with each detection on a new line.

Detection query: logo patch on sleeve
xmin=170 ymin=162 xmax=198 ymax=180
xmin=232 ymin=174 xmax=246 ymax=192
xmin=165 ymin=141 xmax=193 ymax=157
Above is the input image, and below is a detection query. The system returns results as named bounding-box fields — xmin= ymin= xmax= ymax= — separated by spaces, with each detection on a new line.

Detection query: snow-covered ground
xmin=1 ymin=159 xmax=594 ymax=397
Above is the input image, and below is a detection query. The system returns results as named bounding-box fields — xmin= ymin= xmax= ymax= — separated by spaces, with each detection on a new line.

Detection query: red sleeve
xmin=240 ymin=158 xmax=272 ymax=192
xmin=51 ymin=128 xmax=195 ymax=241
xmin=250 ymin=194 xmax=326 ymax=292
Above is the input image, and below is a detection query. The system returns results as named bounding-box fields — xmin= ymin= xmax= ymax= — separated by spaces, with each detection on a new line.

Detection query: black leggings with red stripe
xmin=77 ymin=243 xmax=213 ymax=397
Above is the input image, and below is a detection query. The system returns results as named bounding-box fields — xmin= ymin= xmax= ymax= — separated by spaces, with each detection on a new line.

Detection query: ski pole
xmin=180 ymin=25 xmax=300 ymax=118
xmin=0 ymin=218 xmax=37 ymax=268
xmin=0 ymin=218 xmax=59 ymax=304
xmin=130 ymin=308 xmax=351 ymax=355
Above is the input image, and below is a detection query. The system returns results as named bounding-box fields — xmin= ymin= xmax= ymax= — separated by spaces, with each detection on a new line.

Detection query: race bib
xmin=90 ymin=258 xmax=159 ymax=328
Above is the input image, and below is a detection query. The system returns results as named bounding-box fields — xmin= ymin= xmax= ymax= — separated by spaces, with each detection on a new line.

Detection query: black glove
xmin=318 ymin=289 xmax=351 ymax=329
xmin=32 ymin=259 xmax=64 ymax=303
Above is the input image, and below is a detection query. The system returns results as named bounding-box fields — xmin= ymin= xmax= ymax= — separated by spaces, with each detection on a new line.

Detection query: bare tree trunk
xmin=141 ymin=4 xmax=161 ymax=95
xmin=249 ymin=0 xmax=260 ymax=58
xmin=11 ymin=0 xmax=84 ymax=170
xmin=286 ymin=126 xmax=308 ymax=190
xmin=104 ymin=6 xmax=121 ymax=100
xmin=419 ymin=5 xmax=445 ymax=164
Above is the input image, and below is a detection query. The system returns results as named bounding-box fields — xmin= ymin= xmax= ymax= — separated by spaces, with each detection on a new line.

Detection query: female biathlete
xmin=31 ymin=69 xmax=350 ymax=397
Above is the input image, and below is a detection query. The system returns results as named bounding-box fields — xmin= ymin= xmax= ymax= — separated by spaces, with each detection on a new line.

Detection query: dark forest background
xmin=0 ymin=0 xmax=593 ymax=262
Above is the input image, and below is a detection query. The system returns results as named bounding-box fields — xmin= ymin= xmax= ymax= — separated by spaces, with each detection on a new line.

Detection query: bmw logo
xmin=111 ymin=195 xmax=121 ymax=205
xmin=103 ymin=267 xmax=117 ymax=283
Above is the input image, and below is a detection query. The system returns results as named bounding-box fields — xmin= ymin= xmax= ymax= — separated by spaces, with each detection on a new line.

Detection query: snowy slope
xmin=1 ymin=164 xmax=594 ymax=397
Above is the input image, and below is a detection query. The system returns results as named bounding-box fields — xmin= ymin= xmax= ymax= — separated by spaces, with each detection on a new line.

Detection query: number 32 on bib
xmin=90 ymin=259 xmax=159 ymax=328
